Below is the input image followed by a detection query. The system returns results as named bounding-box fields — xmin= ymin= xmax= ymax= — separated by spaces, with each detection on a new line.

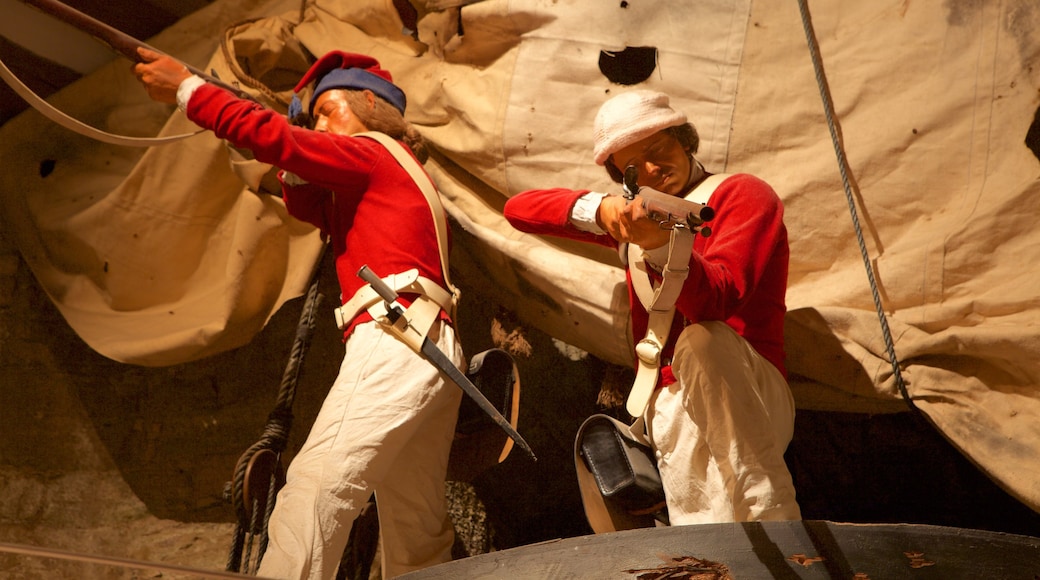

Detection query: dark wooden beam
xmin=0 ymin=36 xmax=81 ymax=126
xmin=0 ymin=0 xmax=212 ymax=126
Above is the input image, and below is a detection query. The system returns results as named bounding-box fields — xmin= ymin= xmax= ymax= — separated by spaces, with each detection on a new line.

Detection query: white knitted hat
xmin=592 ymin=90 xmax=687 ymax=166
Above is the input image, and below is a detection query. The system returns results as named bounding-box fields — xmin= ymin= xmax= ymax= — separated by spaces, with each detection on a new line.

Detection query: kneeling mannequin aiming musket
xmin=505 ymin=90 xmax=801 ymax=529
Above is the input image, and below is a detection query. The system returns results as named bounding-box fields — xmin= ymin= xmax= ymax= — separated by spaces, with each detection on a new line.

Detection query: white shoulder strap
xmin=356 ymin=131 xmax=459 ymax=315
xmin=685 ymin=173 xmax=730 ymax=204
xmin=625 ymin=173 xmax=731 ymax=417
xmin=626 ymin=227 xmax=693 ymax=417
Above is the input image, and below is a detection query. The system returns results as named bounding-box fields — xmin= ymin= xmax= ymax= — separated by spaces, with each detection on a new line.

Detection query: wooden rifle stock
xmin=622 ymin=165 xmax=714 ymax=236
xmin=20 ymin=0 xmax=255 ymax=100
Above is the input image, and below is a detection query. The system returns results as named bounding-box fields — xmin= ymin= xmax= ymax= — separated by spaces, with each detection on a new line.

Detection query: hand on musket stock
xmin=599 ymin=166 xmax=716 ymax=250
xmin=132 ymin=48 xmax=192 ymax=105
xmin=598 ymin=193 xmax=672 ymax=250
xmin=621 ymin=165 xmax=715 ymax=237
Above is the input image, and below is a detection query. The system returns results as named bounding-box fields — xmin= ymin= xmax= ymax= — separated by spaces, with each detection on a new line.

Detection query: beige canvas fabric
xmin=1 ymin=0 xmax=1038 ymax=512
xmin=0 ymin=0 xmax=322 ymax=366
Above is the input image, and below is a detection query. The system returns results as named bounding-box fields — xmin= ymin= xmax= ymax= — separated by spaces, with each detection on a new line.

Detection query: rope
xmin=217 ymin=0 xmax=312 ymax=110
xmin=219 ymin=19 xmax=294 ymax=108
xmin=257 ymin=467 xmax=280 ymax=569
xmin=225 ymin=522 xmax=246 ymax=573
xmin=795 ymin=0 xmax=915 ymax=411
xmin=0 ymin=541 xmax=256 ymax=579
xmin=225 ymin=248 xmax=326 ymax=572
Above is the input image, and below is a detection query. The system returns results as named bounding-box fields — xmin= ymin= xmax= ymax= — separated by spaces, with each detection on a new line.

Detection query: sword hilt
xmin=357 ymin=265 xmax=397 ymax=301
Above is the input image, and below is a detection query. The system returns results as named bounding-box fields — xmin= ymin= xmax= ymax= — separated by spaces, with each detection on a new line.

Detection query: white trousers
xmin=647 ymin=321 xmax=802 ymax=524
xmin=258 ymin=320 xmax=463 ymax=580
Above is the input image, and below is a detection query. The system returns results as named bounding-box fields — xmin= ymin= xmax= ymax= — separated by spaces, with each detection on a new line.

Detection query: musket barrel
xmin=22 ymin=0 xmax=158 ymax=63
xmin=619 ymin=165 xmax=714 ymax=235
xmin=638 ymin=186 xmax=714 ymax=226
xmin=20 ymin=0 xmax=254 ymax=100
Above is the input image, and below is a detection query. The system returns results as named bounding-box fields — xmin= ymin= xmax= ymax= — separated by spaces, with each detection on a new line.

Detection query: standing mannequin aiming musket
xmin=131 ymin=46 xmax=480 ymax=579
xmin=2 ymin=1 xmax=532 ymax=577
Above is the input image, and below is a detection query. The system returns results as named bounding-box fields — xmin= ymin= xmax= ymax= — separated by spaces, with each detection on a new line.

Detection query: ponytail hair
xmin=342 ymin=90 xmax=429 ymax=164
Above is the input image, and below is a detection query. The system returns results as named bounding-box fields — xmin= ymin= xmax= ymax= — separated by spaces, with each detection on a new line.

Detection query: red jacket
xmin=187 ymin=84 xmax=449 ymax=338
xmin=504 ymin=173 xmax=788 ymax=381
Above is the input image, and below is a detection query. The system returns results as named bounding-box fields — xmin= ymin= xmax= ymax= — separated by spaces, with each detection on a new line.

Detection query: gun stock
xmin=20 ymin=0 xmax=255 ymax=100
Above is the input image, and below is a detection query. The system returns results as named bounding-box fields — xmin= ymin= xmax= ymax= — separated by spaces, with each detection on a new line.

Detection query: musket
xmin=18 ymin=0 xmax=255 ymax=101
xmin=357 ymin=265 xmax=537 ymax=462
xmin=622 ymin=165 xmax=715 ymax=237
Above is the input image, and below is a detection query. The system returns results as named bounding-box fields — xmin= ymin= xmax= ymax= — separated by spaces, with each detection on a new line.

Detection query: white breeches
xmin=258 ymin=320 xmax=463 ymax=580
xmin=647 ymin=321 xmax=802 ymax=524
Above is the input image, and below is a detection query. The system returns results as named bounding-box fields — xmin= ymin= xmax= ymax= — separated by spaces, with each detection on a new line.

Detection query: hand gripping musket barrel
xmin=357 ymin=265 xmax=538 ymax=462
xmin=18 ymin=0 xmax=255 ymax=101
xmin=622 ymin=165 xmax=715 ymax=236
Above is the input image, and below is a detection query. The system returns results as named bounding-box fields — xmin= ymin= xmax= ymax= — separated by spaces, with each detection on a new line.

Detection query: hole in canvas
xmin=599 ymin=46 xmax=657 ymax=85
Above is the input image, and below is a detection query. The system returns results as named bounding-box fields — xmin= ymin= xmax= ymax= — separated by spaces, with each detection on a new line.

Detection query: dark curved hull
xmin=403 ymin=521 xmax=1040 ymax=579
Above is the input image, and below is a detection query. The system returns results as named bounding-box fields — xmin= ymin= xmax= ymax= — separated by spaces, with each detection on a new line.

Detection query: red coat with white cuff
xmin=503 ymin=173 xmax=789 ymax=384
xmin=185 ymin=83 xmax=450 ymax=338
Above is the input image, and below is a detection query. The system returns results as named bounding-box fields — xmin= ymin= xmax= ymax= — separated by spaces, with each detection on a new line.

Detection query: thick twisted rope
xmin=225 ymin=255 xmax=325 ymax=572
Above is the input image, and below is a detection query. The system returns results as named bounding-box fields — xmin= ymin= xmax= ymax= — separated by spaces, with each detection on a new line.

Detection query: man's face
xmin=611 ymin=131 xmax=691 ymax=196
xmin=312 ymin=89 xmax=368 ymax=135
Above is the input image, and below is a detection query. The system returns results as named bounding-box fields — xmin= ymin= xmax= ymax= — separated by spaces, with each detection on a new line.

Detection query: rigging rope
xmin=225 ymin=248 xmax=326 ymax=574
xmin=0 ymin=541 xmax=256 ymax=579
xmin=795 ymin=0 xmax=916 ymax=412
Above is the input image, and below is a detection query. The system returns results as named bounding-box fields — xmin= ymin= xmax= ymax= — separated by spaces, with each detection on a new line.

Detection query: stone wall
xmin=0 ymin=220 xmax=608 ymax=577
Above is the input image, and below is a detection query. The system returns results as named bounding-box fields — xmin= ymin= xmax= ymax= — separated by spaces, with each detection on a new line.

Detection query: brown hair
xmin=603 ymin=123 xmax=700 ymax=184
xmin=342 ymin=90 xmax=430 ymax=164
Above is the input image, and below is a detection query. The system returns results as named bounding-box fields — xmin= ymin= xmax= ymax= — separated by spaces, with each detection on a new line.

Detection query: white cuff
xmin=570 ymin=192 xmax=609 ymax=233
xmin=176 ymin=75 xmax=207 ymax=112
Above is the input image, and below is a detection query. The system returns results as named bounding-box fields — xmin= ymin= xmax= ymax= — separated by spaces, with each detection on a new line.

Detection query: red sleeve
xmin=676 ymin=175 xmax=783 ymax=317
xmin=503 ymin=188 xmax=616 ymax=248
xmin=674 ymin=174 xmax=789 ymax=374
xmin=187 ymin=84 xmax=386 ymax=237
xmin=187 ymin=84 xmax=378 ymax=192
xmin=277 ymin=178 xmax=332 ymax=234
